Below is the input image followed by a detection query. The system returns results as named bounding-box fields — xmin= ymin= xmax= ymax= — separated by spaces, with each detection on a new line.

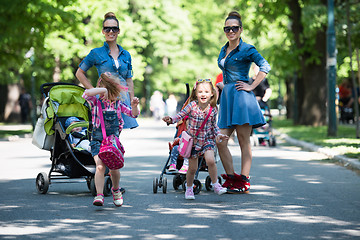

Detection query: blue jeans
xmin=170 ymin=145 xmax=179 ymax=165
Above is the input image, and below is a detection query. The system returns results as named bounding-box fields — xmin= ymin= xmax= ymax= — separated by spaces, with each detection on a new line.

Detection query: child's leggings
xmin=170 ymin=145 xmax=188 ymax=166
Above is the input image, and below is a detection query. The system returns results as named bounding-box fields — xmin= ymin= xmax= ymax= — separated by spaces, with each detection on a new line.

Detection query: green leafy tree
xmin=0 ymin=0 xmax=79 ymax=121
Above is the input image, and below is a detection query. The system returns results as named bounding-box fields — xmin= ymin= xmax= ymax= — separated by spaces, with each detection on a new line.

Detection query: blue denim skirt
xmin=218 ymin=82 xmax=265 ymax=129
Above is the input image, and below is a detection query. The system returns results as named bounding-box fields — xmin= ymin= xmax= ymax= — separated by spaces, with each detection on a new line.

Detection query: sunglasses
xmin=223 ymin=26 xmax=240 ymax=33
xmin=103 ymin=26 xmax=120 ymax=33
xmin=197 ymin=78 xmax=212 ymax=83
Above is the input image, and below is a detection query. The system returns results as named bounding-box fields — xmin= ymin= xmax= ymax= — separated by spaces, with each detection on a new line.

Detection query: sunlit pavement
xmin=0 ymin=118 xmax=359 ymax=239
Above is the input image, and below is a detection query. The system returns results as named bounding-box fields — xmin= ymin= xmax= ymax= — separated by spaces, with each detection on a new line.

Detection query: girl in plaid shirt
xmin=163 ymin=79 xmax=229 ymax=200
xmin=83 ymin=72 xmax=139 ymax=207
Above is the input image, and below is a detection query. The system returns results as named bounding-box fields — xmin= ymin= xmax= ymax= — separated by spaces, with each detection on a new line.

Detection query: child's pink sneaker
xmin=185 ymin=187 xmax=195 ymax=200
xmin=111 ymin=188 xmax=123 ymax=207
xmin=212 ymin=182 xmax=227 ymax=195
xmin=168 ymin=164 xmax=177 ymax=172
xmin=93 ymin=194 xmax=104 ymax=206
xmin=178 ymin=165 xmax=188 ymax=174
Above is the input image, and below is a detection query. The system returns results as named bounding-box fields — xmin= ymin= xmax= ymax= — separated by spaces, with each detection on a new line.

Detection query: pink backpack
xmin=97 ymin=101 xmax=125 ymax=170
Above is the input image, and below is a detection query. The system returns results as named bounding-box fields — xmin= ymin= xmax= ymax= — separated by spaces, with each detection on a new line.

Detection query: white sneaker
xmin=93 ymin=194 xmax=104 ymax=206
xmin=111 ymin=188 xmax=123 ymax=207
xmin=213 ymin=182 xmax=227 ymax=195
xmin=185 ymin=187 xmax=195 ymax=200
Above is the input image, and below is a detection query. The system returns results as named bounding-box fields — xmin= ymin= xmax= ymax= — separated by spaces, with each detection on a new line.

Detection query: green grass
xmin=272 ymin=117 xmax=360 ymax=160
xmin=0 ymin=129 xmax=33 ymax=139
xmin=0 ymin=123 xmax=33 ymax=139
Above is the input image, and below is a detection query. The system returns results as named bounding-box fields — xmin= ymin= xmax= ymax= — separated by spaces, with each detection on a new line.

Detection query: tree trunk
xmin=0 ymin=84 xmax=8 ymax=121
xmin=287 ymin=0 xmax=303 ymax=124
xmin=53 ymin=56 xmax=61 ymax=82
xmin=287 ymin=0 xmax=327 ymax=126
xmin=298 ymin=29 xmax=328 ymax=126
xmin=285 ymin=76 xmax=293 ymax=119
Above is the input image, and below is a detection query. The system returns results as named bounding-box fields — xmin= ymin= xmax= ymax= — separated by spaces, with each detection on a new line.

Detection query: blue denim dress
xmin=79 ymin=42 xmax=138 ymax=129
xmin=217 ymin=39 xmax=271 ymax=129
xmin=90 ymin=101 xmax=120 ymax=157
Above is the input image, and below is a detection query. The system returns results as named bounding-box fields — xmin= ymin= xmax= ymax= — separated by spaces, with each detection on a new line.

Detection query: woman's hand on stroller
xmin=162 ymin=116 xmax=172 ymax=125
xmin=216 ymin=133 xmax=229 ymax=143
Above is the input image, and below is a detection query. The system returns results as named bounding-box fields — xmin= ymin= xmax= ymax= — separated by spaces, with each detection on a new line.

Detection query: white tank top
xmin=220 ymin=58 xmax=225 ymax=67
xmin=114 ymin=60 xmax=120 ymax=68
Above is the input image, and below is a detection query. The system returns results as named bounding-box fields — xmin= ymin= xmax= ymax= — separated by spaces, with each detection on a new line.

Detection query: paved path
xmin=0 ymin=118 xmax=359 ymax=239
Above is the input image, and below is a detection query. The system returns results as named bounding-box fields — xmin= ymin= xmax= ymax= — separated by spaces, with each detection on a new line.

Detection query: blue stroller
xmin=252 ymin=101 xmax=276 ymax=147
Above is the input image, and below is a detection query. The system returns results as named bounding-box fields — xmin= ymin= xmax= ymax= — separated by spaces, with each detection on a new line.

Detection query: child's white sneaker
xmin=111 ymin=188 xmax=123 ymax=207
xmin=185 ymin=187 xmax=195 ymax=200
xmin=213 ymin=182 xmax=227 ymax=195
xmin=93 ymin=194 xmax=104 ymax=206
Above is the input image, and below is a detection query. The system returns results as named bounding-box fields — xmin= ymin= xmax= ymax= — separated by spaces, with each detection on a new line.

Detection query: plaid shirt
xmin=172 ymin=101 xmax=220 ymax=152
xmin=82 ymin=93 xmax=137 ymax=133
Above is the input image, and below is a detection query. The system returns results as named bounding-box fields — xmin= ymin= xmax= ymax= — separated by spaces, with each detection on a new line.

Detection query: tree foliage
xmin=1 ymin=0 xmax=359 ymax=125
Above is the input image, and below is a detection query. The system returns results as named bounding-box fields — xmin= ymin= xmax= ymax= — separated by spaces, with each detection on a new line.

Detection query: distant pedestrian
xmin=251 ymin=64 xmax=272 ymax=109
xmin=18 ymin=88 xmax=31 ymax=123
xmin=165 ymin=94 xmax=178 ymax=116
xmin=216 ymin=11 xmax=271 ymax=194
xmin=150 ymin=91 xmax=165 ymax=120
xmin=163 ymin=79 xmax=229 ymax=200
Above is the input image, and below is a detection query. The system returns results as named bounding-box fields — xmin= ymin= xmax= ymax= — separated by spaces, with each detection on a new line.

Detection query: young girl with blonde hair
xmin=163 ymin=79 xmax=229 ymax=199
xmin=83 ymin=72 xmax=139 ymax=206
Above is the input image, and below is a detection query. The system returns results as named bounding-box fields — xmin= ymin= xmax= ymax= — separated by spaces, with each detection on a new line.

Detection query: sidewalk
xmin=274 ymin=129 xmax=360 ymax=171
xmin=1 ymin=122 xmax=359 ymax=171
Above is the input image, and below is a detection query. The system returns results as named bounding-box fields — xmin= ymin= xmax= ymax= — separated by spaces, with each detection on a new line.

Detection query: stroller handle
xmin=40 ymin=82 xmax=84 ymax=97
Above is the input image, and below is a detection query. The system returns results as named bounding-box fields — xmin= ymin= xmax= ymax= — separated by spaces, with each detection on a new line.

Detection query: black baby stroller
xmin=153 ymin=84 xmax=221 ymax=194
xmin=33 ymin=83 xmax=112 ymax=196
xmin=252 ymin=101 xmax=276 ymax=147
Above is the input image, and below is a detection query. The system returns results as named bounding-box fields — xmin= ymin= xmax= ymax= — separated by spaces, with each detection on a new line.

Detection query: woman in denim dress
xmin=76 ymin=12 xmax=138 ymax=129
xmin=216 ymin=11 xmax=271 ymax=194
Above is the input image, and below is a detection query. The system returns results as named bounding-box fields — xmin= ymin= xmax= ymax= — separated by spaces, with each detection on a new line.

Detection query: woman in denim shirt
xmin=216 ymin=11 xmax=271 ymax=194
xmin=76 ymin=12 xmax=138 ymax=129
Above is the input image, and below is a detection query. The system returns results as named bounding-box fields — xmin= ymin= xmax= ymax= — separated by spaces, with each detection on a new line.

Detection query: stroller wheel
xmin=183 ymin=180 xmax=202 ymax=194
xmin=103 ymin=176 xmax=112 ymax=197
xmin=193 ymin=179 xmax=202 ymax=194
xmin=89 ymin=176 xmax=113 ymax=196
xmin=180 ymin=175 xmax=186 ymax=189
xmin=36 ymin=172 xmax=49 ymax=194
xmin=86 ymin=177 xmax=92 ymax=191
xmin=269 ymin=136 xmax=276 ymax=147
xmin=173 ymin=175 xmax=181 ymax=190
xmin=205 ymin=176 xmax=212 ymax=191
xmin=153 ymin=177 xmax=158 ymax=194
xmin=90 ymin=178 xmax=97 ymax=196
xmin=162 ymin=177 xmax=167 ymax=194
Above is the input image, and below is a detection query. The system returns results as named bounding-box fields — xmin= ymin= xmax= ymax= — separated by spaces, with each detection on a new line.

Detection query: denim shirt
xmin=217 ymin=39 xmax=271 ymax=84
xmin=79 ymin=42 xmax=133 ymax=83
